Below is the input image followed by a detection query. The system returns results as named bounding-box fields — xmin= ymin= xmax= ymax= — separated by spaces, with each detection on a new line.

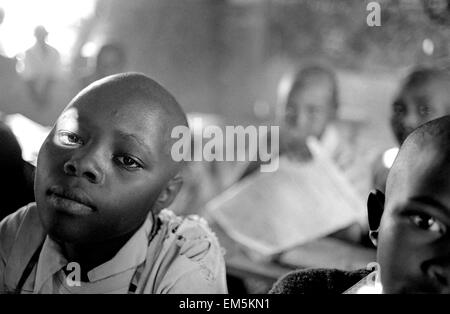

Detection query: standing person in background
xmin=20 ymin=26 xmax=61 ymax=107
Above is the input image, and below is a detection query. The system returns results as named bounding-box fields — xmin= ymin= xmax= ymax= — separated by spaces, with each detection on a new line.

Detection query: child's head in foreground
xmin=34 ymin=72 xmax=188 ymax=245
xmin=278 ymin=64 xmax=339 ymax=140
xmin=391 ymin=66 xmax=450 ymax=145
xmin=368 ymin=115 xmax=450 ymax=293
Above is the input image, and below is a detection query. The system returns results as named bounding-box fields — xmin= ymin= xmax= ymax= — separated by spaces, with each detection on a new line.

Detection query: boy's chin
xmin=46 ymin=224 xmax=95 ymax=245
xmin=41 ymin=213 xmax=102 ymax=245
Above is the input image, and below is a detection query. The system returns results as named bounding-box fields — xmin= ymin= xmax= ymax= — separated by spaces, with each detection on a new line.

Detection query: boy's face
xmin=287 ymin=79 xmax=335 ymax=140
xmin=376 ymin=151 xmax=450 ymax=293
xmin=391 ymin=79 xmax=450 ymax=144
xmin=35 ymin=88 xmax=174 ymax=244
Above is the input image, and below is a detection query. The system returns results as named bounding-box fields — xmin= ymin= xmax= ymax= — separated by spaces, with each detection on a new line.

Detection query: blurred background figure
xmin=80 ymin=42 xmax=127 ymax=88
xmin=280 ymin=64 xmax=371 ymax=198
xmin=372 ymin=66 xmax=450 ymax=192
xmin=20 ymin=25 xmax=61 ymax=107
xmin=279 ymin=65 xmax=338 ymax=142
xmin=0 ymin=7 xmax=5 ymax=56
xmin=0 ymin=6 xmax=30 ymax=127
xmin=242 ymin=64 xmax=370 ymax=200
xmin=277 ymin=65 xmax=339 ymax=160
xmin=239 ymin=64 xmax=339 ymax=177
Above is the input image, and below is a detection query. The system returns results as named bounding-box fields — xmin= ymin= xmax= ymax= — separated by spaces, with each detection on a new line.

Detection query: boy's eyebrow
xmin=409 ymin=196 xmax=450 ymax=216
xmin=116 ymin=130 xmax=154 ymax=158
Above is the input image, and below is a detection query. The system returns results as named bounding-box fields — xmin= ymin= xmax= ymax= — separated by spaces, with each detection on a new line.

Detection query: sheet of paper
xmin=205 ymin=138 xmax=366 ymax=256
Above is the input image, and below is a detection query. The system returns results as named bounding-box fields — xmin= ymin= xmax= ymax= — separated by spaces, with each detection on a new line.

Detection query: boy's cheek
xmin=38 ymin=141 xmax=66 ymax=169
xmin=115 ymin=188 xmax=159 ymax=214
xmin=378 ymin=224 xmax=431 ymax=284
xmin=378 ymin=223 xmax=413 ymax=265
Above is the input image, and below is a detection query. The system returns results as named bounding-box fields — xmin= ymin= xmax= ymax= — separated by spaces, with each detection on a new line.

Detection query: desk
xmin=211 ymin=222 xmax=376 ymax=293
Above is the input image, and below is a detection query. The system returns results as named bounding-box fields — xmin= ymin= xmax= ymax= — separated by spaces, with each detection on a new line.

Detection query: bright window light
xmin=0 ymin=0 xmax=97 ymax=62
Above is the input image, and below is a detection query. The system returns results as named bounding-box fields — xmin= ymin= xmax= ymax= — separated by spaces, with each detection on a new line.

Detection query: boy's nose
xmin=424 ymin=258 xmax=450 ymax=292
xmin=63 ymin=153 xmax=104 ymax=184
xmin=403 ymin=112 xmax=421 ymax=130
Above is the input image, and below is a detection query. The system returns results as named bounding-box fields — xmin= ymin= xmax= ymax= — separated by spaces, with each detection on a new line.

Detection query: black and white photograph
xmin=0 ymin=0 xmax=450 ymax=302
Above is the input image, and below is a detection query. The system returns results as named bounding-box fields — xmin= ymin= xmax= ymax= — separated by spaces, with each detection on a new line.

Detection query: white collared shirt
xmin=0 ymin=203 xmax=227 ymax=294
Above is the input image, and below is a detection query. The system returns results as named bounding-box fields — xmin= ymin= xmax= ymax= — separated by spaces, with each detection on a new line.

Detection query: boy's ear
xmin=367 ymin=189 xmax=385 ymax=247
xmin=153 ymin=173 xmax=183 ymax=212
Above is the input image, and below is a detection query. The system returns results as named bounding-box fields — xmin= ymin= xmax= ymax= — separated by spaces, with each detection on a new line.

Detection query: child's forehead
xmin=60 ymin=96 xmax=166 ymax=139
xmin=290 ymin=83 xmax=333 ymax=104
xmin=403 ymin=77 xmax=450 ymax=96
xmin=59 ymin=76 xmax=185 ymax=148
xmin=69 ymin=89 xmax=164 ymax=119
xmin=394 ymin=149 xmax=450 ymax=193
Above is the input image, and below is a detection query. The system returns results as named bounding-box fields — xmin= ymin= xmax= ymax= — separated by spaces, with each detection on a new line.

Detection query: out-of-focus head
xmin=368 ymin=116 xmax=450 ymax=293
xmin=34 ymin=25 xmax=48 ymax=44
xmin=0 ymin=8 xmax=5 ymax=25
xmin=35 ymin=72 xmax=188 ymax=245
xmin=95 ymin=43 xmax=126 ymax=78
xmin=391 ymin=66 xmax=450 ymax=144
xmin=278 ymin=64 xmax=339 ymax=140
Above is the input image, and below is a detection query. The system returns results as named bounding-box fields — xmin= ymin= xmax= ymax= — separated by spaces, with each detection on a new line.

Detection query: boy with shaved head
xmin=271 ymin=116 xmax=450 ymax=294
xmin=0 ymin=73 xmax=227 ymax=294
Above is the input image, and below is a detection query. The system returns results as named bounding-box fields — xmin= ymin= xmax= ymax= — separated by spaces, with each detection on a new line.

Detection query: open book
xmin=205 ymin=138 xmax=366 ymax=256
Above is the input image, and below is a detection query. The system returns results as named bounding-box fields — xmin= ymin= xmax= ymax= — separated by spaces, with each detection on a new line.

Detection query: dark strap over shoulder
xmin=3 ymin=203 xmax=47 ymax=292
xmin=15 ymin=242 xmax=44 ymax=293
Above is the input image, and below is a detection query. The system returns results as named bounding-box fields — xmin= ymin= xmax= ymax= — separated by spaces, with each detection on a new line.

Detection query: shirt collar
xmin=344 ymin=268 xmax=383 ymax=294
xmin=34 ymin=235 xmax=68 ymax=292
xmin=87 ymin=217 xmax=152 ymax=282
xmin=34 ymin=214 xmax=153 ymax=290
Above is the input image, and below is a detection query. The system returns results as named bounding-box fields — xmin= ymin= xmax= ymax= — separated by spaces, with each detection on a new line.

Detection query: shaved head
xmin=376 ymin=115 xmax=450 ymax=293
xmin=386 ymin=115 xmax=450 ymax=202
xmin=82 ymin=72 xmax=187 ymax=123
xmin=68 ymin=72 xmax=189 ymax=175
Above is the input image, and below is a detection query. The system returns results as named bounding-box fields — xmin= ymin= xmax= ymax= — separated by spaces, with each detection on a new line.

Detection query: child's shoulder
xmin=141 ymin=209 xmax=227 ymax=293
xmin=158 ymin=209 xmax=222 ymax=257
xmin=0 ymin=203 xmax=38 ymax=238
xmin=0 ymin=203 xmax=42 ymax=259
xmin=159 ymin=209 xmax=213 ymax=233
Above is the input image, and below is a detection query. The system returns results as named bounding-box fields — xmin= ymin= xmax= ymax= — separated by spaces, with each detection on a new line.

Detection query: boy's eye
xmin=417 ymin=104 xmax=431 ymax=118
xmin=115 ymin=156 xmax=142 ymax=169
xmin=393 ymin=101 xmax=406 ymax=116
xmin=410 ymin=213 xmax=446 ymax=235
xmin=58 ymin=131 xmax=83 ymax=146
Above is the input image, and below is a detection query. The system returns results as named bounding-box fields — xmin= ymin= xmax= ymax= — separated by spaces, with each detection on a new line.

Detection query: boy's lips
xmin=46 ymin=185 xmax=96 ymax=216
